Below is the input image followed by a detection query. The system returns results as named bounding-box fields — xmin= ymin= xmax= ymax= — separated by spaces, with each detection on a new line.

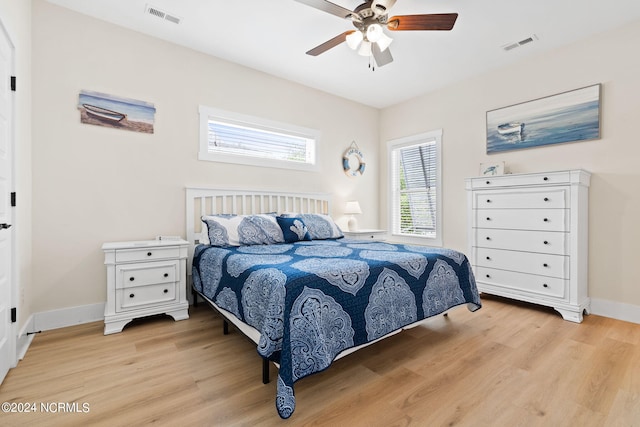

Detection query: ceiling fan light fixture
xmin=346 ymin=30 xmax=364 ymax=50
xmin=366 ymin=23 xmax=383 ymax=42
xmin=358 ymin=40 xmax=372 ymax=56
xmin=376 ymin=32 xmax=393 ymax=52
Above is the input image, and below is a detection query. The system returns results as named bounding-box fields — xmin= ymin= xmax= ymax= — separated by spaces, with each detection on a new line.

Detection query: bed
xmin=186 ymin=187 xmax=481 ymax=419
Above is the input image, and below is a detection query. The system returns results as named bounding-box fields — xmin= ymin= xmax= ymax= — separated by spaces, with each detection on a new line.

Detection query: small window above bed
xmin=198 ymin=105 xmax=320 ymax=171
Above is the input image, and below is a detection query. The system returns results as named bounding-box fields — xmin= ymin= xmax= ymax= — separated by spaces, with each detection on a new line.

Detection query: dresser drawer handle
xmin=543 ymin=240 xmax=549 ymax=245
xmin=542 ymin=284 xmax=548 ymax=288
xmin=486 ymin=217 xmax=491 ymax=221
xmin=486 ymin=180 xmax=490 ymax=185
xmin=486 ymin=199 xmax=491 ymax=203
xmin=486 ymin=274 xmax=491 ymax=278
xmin=164 ymin=273 xmax=169 ymax=278
xmin=543 ymin=218 xmax=549 ymax=222
xmin=486 ymin=237 xmax=491 ymax=241
xmin=544 ymin=197 xmax=549 ymax=202
xmin=543 ymin=177 xmax=549 ymax=181
xmin=543 ymin=263 xmax=548 ymax=267
xmin=163 ymin=289 xmax=169 ymax=294
xmin=129 ymin=277 xmax=135 ymax=282
xmin=486 ymin=256 xmax=491 ymax=260
xmin=147 ymin=252 xmax=152 ymax=257
xmin=129 ymin=293 xmax=135 ymax=298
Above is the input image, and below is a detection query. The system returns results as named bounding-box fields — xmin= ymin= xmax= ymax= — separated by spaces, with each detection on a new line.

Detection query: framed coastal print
xmin=78 ymin=90 xmax=156 ymax=134
xmin=486 ymin=84 xmax=601 ymax=154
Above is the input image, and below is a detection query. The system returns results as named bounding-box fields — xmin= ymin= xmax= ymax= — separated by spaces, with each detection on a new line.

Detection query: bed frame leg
xmin=262 ymin=358 xmax=270 ymax=384
xmin=192 ymin=288 xmax=199 ymax=307
xmin=223 ymin=320 xmax=229 ymax=335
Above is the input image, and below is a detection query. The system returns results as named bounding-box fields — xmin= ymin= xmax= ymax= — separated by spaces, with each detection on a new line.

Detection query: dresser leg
xmin=104 ymin=319 xmax=131 ymax=335
xmin=554 ymin=307 xmax=584 ymax=323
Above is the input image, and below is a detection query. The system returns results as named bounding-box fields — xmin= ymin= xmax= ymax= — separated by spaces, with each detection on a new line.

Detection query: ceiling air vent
xmin=145 ymin=4 xmax=181 ymax=25
xmin=501 ymin=34 xmax=538 ymax=52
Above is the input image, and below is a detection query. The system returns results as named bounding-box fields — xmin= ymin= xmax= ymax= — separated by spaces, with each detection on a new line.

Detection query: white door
xmin=0 ymin=22 xmax=15 ymax=385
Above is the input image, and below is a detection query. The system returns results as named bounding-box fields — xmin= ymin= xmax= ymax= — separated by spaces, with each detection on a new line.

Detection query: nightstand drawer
xmin=116 ymin=261 xmax=178 ymax=289
xmin=116 ymin=283 xmax=177 ymax=312
xmin=115 ymin=246 xmax=181 ymax=263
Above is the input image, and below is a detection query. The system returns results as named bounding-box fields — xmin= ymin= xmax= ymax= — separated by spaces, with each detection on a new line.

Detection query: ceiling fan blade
xmin=306 ymin=31 xmax=355 ymax=56
xmin=387 ymin=13 xmax=458 ymax=31
xmin=372 ymin=43 xmax=393 ymax=67
xmin=294 ymin=0 xmax=355 ymax=19
xmin=371 ymin=0 xmax=397 ymax=15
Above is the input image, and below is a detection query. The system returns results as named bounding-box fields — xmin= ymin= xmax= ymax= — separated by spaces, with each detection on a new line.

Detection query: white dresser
xmin=466 ymin=170 xmax=590 ymax=322
xmin=102 ymin=239 xmax=190 ymax=334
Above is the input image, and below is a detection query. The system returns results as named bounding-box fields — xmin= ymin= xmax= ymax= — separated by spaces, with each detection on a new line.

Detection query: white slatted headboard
xmin=185 ymin=187 xmax=331 ymax=268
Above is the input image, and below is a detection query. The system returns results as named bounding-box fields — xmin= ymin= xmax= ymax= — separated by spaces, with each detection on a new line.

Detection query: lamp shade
xmin=344 ymin=201 xmax=362 ymax=215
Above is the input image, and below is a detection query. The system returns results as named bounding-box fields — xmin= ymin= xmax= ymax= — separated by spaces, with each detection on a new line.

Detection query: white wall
xmin=380 ymin=19 xmax=640 ymax=318
xmin=31 ymin=1 xmax=379 ymax=314
xmin=0 ymin=0 xmax=32 ymax=333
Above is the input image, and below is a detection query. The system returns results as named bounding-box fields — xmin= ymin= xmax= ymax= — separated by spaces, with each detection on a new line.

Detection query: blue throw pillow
xmin=276 ymin=216 xmax=312 ymax=243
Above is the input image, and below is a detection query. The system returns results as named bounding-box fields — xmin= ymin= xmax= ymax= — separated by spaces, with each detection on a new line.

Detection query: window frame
xmin=387 ymin=129 xmax=443 ymax=247
xmin=198 ymin=105 xmax=320 ymax=172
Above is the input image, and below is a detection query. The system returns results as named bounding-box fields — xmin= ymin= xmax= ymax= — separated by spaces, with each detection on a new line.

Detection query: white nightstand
xmin=102 ymin=239 xmax=190 ymax=335
xmin=342 ymin=229 xmax=387 ymax=241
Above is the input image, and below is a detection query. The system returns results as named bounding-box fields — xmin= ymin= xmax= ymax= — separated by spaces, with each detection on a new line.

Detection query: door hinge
xmin=10 ymin=76 xmax=16 ymax=92
xmin=11 ymin=307 xmax=16 ymax=323
xmin=11 ymin=192 xmax=16 ymax=207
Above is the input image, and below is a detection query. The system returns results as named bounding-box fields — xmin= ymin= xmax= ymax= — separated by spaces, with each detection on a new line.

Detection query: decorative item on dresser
xmin=466 ymin=170 xmax=590 ymax=322
xmin=102 ymin=239 xmax=190 ymax=335
xmin=342 ymin=229 xmax=387 ymax=241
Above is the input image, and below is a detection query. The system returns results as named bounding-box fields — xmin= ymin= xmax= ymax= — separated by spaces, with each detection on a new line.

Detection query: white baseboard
xmin=32 ymin=302 xmax=105 ymax=332
xmin=590 ymin=298 xmax=640 ymax=324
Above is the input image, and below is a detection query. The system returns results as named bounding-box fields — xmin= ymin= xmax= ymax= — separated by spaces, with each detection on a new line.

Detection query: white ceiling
xmin=46 ymin=0 xmax=640 ymax=108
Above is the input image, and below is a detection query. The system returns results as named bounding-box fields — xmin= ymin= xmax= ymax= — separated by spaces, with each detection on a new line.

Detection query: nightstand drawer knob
xmin=486 ymin=217 xmax=491 ymax=221
xmin=543 ymin=263 xmax=549 ymax=267
xmin=543 ymin=241 xmax=549 ymax=245
xmin=543 ymin=218 xmax=549 ymax=222
xmin=486 ymin=180 xmax=490 ymax=185
xmin=543 ymin=177 xmax=549 ymax=181
xmin=129 ymin=293 xmax=135 ymax=298
xmin=129 ymin=277 xmax=135 ymax=281
xmin=486 ymin=237 xmax=491 ymax=241
xmin=486 ymin=274 xmax=491 ymax=278
xmin=486 ymin=199 xmax=491 ymax=203
xmin=543 ymin=284 xmax=548 ymax=288
xmin=486 ymin=256 xmax=491 ymax=260
xmin=164 ymin=289 xmax=169 ymax=294
xmin=164 ymin=273 xmax=169 ymax=278
xmin=147 ymin=252 xmax=153 ymax=257
xmin=544 ymin=197 xmax=549 ymax=202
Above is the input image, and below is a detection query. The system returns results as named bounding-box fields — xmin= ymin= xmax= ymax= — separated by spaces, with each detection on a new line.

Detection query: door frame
xmin=0 ymin=16 xmax=17 ymax=384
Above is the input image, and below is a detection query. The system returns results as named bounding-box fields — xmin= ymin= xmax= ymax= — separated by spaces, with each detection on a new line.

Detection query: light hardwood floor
xmin=1 ymin=296 xmax=639 ymax=426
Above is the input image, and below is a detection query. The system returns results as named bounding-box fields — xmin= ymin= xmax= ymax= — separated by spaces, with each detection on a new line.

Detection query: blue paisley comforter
xmin=191 ymin=239 xmax=481 ymax=419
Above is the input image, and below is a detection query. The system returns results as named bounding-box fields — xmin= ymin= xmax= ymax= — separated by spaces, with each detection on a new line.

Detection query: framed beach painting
xmin=78 ymin=90 xmax=156 ymax=134
xmin=486 ymin=84 xmax=601 ymax=154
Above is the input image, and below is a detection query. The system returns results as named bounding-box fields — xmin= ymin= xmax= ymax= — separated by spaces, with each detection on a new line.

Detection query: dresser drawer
xmin=474 ymin=188 xmax=568 ymax=209
xmin=116 ymin=261 xmax=178 ymax=289
xmin=475 ymin=267 xmax=566 ymax=299
xmin=116 ymin=282 xmax=177 ymax=312
xmin=115 ymin=246 xmax=181 ymax=263
xmin=468 ymin=171 xmax=573 ymax=189
xmin=474 ymin=228 xmax=568 ymax=255
xmin=475 ymin=208 xmax=568 ymax=232
xmin=474 ymin=247 xmax=568 ymax=279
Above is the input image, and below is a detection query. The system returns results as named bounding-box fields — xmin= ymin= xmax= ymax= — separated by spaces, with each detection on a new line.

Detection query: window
xmin=199 ymin=105 xmax=319 ymax=171
xmin=387 ymin=130 xmax=442 ymax=246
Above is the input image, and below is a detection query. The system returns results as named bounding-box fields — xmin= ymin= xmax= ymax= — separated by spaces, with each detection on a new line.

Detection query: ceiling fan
xmin=295 ymin=0 xmax=458 ymax=68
